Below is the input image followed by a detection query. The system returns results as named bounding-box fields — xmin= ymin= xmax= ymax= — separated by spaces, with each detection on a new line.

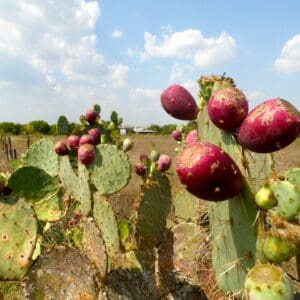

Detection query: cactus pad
xmin=23 ymin=138 xmax=58 ymax=177
xmin=93 ymin=193 xmax=120 ymax=259
xmin=90 ymin=144 xmax=131 ymax=195
xmin=286 ymin=167 xmax=300 ymax=188
xmin=136 ymin=173 xmax=172 ymax=250
xmin=8 ymin=166 xmax=60 ymax=204
xmin=59 ymin=155 xmax=79 ymax=198
xmin=82 ymin=217 xmax=107 ymax=278
xmin=24 ymin=247 xmax=98 ymax=299
xmin=33 ymin=190 xmax=66 ymax=222
xmin=0 ymin=196 xmax=38 ymax=280
xmin=78 ymin=162 xmax=92 ymax=216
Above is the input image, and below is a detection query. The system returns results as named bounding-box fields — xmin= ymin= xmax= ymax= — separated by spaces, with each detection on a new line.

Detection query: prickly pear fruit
xmin=157 ymin=154 xmax=172 ymax=172
xmin=161 ymin=84 xmax=199 ymax=120
xmin=54 ymin=141 xmax=69 ymax=156
xmin=0 ymin=174 xmax=5 ymax=192
xmin=140 ymin=154 xmax=150 ymax=165
xmin=262 ymin=235 xmax=297 ymax=263
xmin=122 ymin=138 xmax=134 ymax=152
xmin=78 ymin=144 xmax=96 ymax=166
xmin=244 ymin=264 xmax=293 ymax=300
xmin=88 ymin=128 xmax=101 ymax=145
xmin=208 ymin=87 xmax=248 ymax=131
xmin=185 ymin=129 xmax=198 ymax=146
xmin=134 ymin=164 xmax=146 ymax=177
xmin=176 ymin=142 xmax=244 ymax=201
xmin=270 ymin=180 xmax=300 ymax=220
xmin=255 ymin=185 xmax=277 ymax=209
xmin=238 ymin=98 xmax=300 ymax=153
xmin=85 ymin=109 xmax=97 ymax=125
xmin=172 ymin=130 xmax=182 ymax=141
xmin=150 ymin=150 xmax=160 ymax=162
xmin=79 ymin=134 xmax=94 ymax=146
xmin=286 ymin=167 xmax=300 ymax=188
xmin=67 ymin=135 xmax=80 ymax=150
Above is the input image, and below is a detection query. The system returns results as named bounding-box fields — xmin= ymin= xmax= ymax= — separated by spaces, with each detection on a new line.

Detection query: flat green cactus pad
xmin=82 ymin=217 xmax=107 ymax=278
xmin=78 ymin=162 xmax=91 ymax=216
xmin=59 ymin=155 xmax=79 ymax=198
xmin=33 ymin=190 xmax=66 ymax=222
xmin=90 ymin=144 xmax=131 ymax=195
xmin=24 ymin=247 xmax=98 ymax=299
xmin=136 ymin=173 xmax=172 ymax=250
xmin=286 ymin=167 xmax=300 ymax=189
xmin=8 ymin=166 xmax=60 ymax=204
xmin=93 ymin=193 xmax=120 ymax=259
xmin=0 ymin=196 xmax=38 ymax=280
xmin=23 ymin=138 xmax=58 ymax=177
xmin=173 ymin=189 xmax=201 ymax=223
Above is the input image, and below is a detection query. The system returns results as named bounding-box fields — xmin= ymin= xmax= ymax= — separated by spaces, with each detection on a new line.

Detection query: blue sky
xmin=0 ymin=0 xmax=299 ymax=126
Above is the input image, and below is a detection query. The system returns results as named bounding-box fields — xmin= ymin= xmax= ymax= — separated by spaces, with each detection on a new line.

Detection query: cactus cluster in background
xmin=0 ymin=73 xmax=299 ymax=299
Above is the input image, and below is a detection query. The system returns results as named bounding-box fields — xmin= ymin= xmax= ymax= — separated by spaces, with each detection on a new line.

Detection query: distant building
xmin=133 ymin=127 xmax=155 ymax=134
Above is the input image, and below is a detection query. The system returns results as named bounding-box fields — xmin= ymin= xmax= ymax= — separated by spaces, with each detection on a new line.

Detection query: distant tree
xmin=0 ymin=122 xmax=22 ymax=135
xmin=57 ymin=115 xmax=70 ymax=135
xmin=161 ymin=124 xmax=177 ymax=135
xmin=183 ymin=121 xmax=197 ymax=133
xmin=25 ymin=120 xmax=50 ymax=134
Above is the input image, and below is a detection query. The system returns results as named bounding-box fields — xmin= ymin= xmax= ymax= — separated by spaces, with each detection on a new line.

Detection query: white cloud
xmin=129 ymin=88 xmax=161 ymax=100
xmin=111 ymin=29 xmax=123 ymax=39
xmin=0 ymin=1 xmax=128 ymax=87
xmin=140 ymin=28 xmax=237 ymax=67
xmin=274 ymin=34 xmax=300 ymax=73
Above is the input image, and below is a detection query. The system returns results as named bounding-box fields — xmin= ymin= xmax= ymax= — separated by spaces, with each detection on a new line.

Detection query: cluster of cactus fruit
xmin=0 ymin=74 xmax=299 ymax=300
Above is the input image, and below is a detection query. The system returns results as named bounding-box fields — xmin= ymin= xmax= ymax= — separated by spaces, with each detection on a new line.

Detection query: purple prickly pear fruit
xmin=122 ymin=138 xmax=134 ymax=152
xmin=0 ymin=175 xmax=5 ymax=193
xmin=150 ymin=150 xmax=160 ymax=162
xmin=78 ymin=144 xmax=96 ymax=166
xmin=238 ymin=98 xmax=300 ymax=153
xmin=79 ymin=134 xmax=95 ymax=146
xmin=161 ymin=84 xmax=199 ymax=120
xmin=208 ymin=87 xmax=248 ymax=132
xmin=3 ymin=186 xmax=13 ymax=195
xmin=54 ymin=141 xmax=69 ymax=156
xmin=176 ymin=142 xmax=244 ymax=201
xmin=157 ymin=154 xmax=172 ymax=172
xmin=85 ymin=109 xmax=97 ymax=125
xmin=140 ymin=154 xmax=150 ymax=165
xmin=88 ymin=128 xmax=101 ymax=145
xmin=171 ymin=130 xmax=182 ymax=141
xmin=134 ymin=163 xmax=146 ymax=177
xmin=185 ymin=129 xmax=198 ymax=146
xmin=67 ymin=135 xmax=80 ymax=150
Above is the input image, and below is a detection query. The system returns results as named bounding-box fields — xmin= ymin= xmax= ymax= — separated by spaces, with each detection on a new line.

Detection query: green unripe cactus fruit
xmin=255 ymin=185 xmax=277 ymax=209
xmin=270 ymin=180 xmax=300 ymax=220
xmin=244 ymin=264 xmax=293 ymax=300
xmin=263 ymin=235 xmax=297 ymax=263
xmin=286 ymin=167 xmax=300 ymax=188
xmin=150 ymin=150 xmax=160 ymax=162
xmin=93 ymin=104 xmax=101 ymax=115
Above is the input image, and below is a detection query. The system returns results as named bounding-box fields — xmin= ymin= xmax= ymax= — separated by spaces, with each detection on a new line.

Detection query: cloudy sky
xmin=0 ymin=0 xmax=300 ymax=126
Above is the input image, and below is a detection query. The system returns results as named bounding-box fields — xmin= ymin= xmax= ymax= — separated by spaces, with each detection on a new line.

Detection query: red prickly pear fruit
xmin=238 ymin=98 xmax=300 ymax=153
xmin=85 ymin=109 xmax=97 ymax=125
xmin=79 ymin=134 xmax=95 ymax=146
xmin=140 ymin=154 xmax=150 ymax=165
xmin=186 ymin=129 xmax=198 ymax=146
xmin=67 ymin=135 xmax=80 ymax=150
xmin=172 ymin=130 xmax=182 ymax=141
xmin=88 ymin=128 xmax=101 ymax=145
xmin=208 ymin=87 xmax=248 ymax=132
xmin=0 ymin=175 xmax=5 ymax=193
xmin=78 ymin=144 xmax=96 ymax=166
xmin=157 ymin=154 xmax=172 ymax=172
xmin=161 ymin=84 xmax=199 ymax=120
xmin=176 ymin=142 xmax=244 ymax=201
xmin=54 ymin=141 xmax=69 ymax=156
xmin=134 ymin=163 xmax=146 ymax=177
xmin=3 ymin=186 xmax=13 ymax=195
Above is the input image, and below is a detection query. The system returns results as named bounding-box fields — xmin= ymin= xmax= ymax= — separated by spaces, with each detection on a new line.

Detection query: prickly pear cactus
xmin=0 ymin=196 xmax=38 ymax=280
xmin=197 ymin=75 xmax=273 ymax=296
